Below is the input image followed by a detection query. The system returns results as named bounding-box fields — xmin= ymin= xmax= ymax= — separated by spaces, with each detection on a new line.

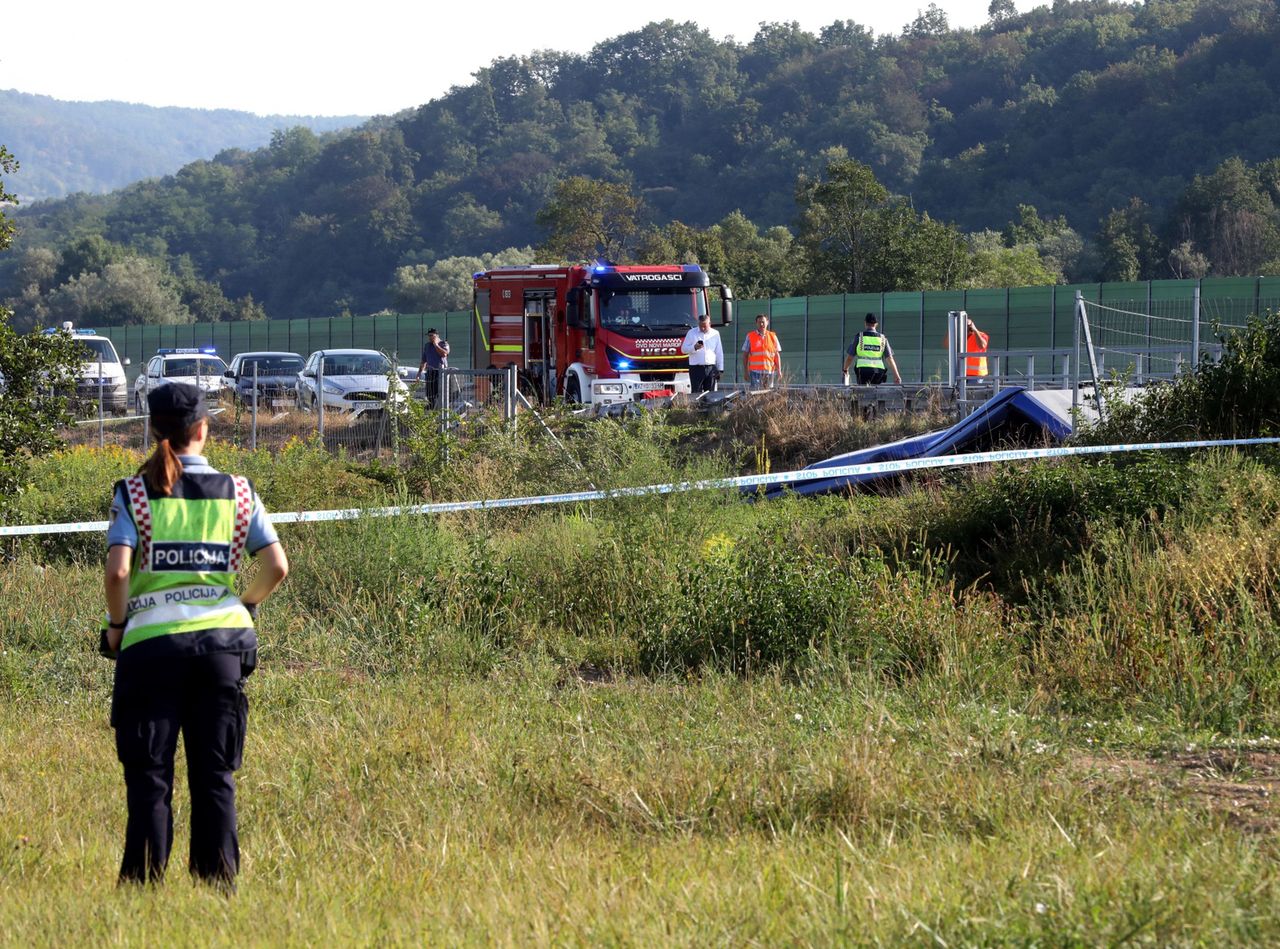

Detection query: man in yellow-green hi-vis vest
xmin=842 ymin=313 xmax=902 ymax=385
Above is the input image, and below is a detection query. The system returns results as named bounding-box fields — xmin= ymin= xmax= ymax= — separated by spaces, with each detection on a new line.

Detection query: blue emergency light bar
xmin=156 ymin=347 xmax=218 ymax=355
xmin=41 ymin=326 xmax=99 ymax=336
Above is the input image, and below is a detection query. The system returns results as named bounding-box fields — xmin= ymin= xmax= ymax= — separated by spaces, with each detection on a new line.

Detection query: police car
xmin=133 ymin=347 xmax=229 ymax=411
xmin=41 ymin=323 xmax=132 ymax=414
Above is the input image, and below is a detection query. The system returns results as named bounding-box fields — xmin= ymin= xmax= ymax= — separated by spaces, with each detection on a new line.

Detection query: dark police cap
xmin=148 ymin=382 xmax=208 ymax=427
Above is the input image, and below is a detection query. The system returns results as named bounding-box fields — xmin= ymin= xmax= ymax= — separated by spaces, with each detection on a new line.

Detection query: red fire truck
xmin=472 ymin=262 xmax=733 ymax=406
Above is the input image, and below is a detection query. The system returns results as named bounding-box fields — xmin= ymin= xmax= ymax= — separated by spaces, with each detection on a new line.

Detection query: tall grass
xmin=5 ymin=389 xmax=1280 ymax=942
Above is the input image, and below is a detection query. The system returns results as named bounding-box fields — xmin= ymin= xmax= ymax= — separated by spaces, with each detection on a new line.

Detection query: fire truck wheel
xmin=564 ymin=373 xmax=582 ymax=404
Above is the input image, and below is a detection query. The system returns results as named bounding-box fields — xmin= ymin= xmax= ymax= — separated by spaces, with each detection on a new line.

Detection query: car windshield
xmin=163 ymin=357 xmax=227 ymax=377
xmin=240 ymin=357 xmax=303 ymax=375
xmin=76 ymin=339 xmax=119 ymax=364
xmin=598 ymin=289 xmax=706 ymax=333
xmin=323 ymin=354 xmax=390 ymax=375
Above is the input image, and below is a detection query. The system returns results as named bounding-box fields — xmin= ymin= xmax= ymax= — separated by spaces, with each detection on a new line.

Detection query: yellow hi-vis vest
xmin=116 ymin=472 xmax=257 ymax=659
xmin=854 ymin=330 xmax=886 ymax=370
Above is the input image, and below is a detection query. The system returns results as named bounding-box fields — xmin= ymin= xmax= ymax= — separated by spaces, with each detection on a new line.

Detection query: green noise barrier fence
xmin=96 ymin=277 xmax=1280 ymax=386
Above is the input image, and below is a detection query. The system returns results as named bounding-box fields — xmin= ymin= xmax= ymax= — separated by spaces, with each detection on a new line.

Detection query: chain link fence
xmin=64 ymin=363 xmax=525 ymax=461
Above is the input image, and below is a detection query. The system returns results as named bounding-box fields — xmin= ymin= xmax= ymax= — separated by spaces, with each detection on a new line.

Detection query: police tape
xmin=4 ymin=436 xmax=1280 ymax=538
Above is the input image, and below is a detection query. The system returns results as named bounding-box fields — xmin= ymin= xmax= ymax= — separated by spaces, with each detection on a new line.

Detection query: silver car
xmin=296 ymin=348 xmax=408 ymax=416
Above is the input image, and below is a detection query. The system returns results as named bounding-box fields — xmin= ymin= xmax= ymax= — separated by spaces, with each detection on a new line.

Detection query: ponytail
xmin=140 ymin=438 xmax=184 ymax=496
xmin=139 ymin=419 xmax=202 ymax=496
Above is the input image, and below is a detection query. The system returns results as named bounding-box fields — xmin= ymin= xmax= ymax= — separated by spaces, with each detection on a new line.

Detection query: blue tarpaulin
xmin=760 ymin=387 xmax=1075 ymax=498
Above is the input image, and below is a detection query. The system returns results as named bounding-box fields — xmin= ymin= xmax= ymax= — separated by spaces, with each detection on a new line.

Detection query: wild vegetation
xmin=7 ymin=0 xmax=1280 ymax=325
xmin=4 ymin=317 xmax=1280 ymax=942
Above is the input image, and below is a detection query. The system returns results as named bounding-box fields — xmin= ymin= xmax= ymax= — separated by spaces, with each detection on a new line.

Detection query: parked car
xmin=296 ymin=349 xmax=408 ymax=416
xmin=133 ymin=347 xmax=229 ymax=411
xmin=41 ymin=323 xmax=131 ymax=415
xmin=224 ymin=351 xmax=304 ymax=409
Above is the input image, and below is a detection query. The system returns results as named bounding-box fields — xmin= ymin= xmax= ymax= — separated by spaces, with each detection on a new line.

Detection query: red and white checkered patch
xmin=227 ymin=476 xmax=252 ymax=572
xmin=124 ymin=475 xmax=153 ymax=571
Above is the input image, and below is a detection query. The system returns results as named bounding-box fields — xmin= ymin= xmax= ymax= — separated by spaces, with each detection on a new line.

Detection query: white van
xmin=44 ymin=322 xmax=131 ymax=414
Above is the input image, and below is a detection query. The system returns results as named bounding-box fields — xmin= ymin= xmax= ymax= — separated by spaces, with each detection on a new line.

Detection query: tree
xmin=987 ymin=0 xmax=1018 ymax=24
xmin=635 ymin=211 xmax=803 ymax=298
xmin=53 ymin=234 xmax=130 ymax=287
xmin=796 ymin=157 xmax=971 ymax=293
xmin=795 ymin=158 xmax=891 ymax=293
xmin=967 ymin=230 xmax=1061 ymax=287
xmin=535 ymin=176 xmax=643 ymax=262
xmin=0 ymin=146 xmax=15 ymax=252
xmin=904 ymin=3 xmax=950 ymax=37
xmin=1173 ymin=158 xmax=1280 ymax=277
xmin=1167 ymin=241 xmax=1210 ymax=280
xmin=390 ymin=247 xmax=537 ymax=312
xmin=1000 ymin=204 xmax=1082 ymax=279
xmin=234 ymin=294 xmax=268 ymax=322
xmin=1097 ymin=199 xmax=1162 ymax=281
xmin=0 ymin=146 xmax=82 ymax=516
xmin=48 ymin=256 xmax=193 ymax=326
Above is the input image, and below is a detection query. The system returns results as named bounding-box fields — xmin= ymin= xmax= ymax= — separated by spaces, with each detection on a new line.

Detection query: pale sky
xmin=3 ymin=1 xmax=1033 ymax=117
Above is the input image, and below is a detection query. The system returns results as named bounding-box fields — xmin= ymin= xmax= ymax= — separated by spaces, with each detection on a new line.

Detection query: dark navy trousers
xmin=112 ymin=650 xmax=252 ymax=885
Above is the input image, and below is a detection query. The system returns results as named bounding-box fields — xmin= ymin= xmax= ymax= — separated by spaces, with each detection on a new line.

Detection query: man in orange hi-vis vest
xmin=741 ymin=313 xmax=782 ymax=389
xmin=945 ymin=311 xmax=989 ymax=378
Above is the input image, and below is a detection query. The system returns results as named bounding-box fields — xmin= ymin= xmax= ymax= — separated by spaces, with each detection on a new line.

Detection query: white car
xmin=41 ymin=323 xmax=132 ymax=414
xmin=296 ymin=348 xmax=408 ymax=416
xmin=133 ymin=348 xmax=229 ymax=411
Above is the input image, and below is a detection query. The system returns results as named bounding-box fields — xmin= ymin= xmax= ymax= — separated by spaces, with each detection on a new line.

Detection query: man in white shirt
xmin=680 ymin=313 xmax=724 ymax=394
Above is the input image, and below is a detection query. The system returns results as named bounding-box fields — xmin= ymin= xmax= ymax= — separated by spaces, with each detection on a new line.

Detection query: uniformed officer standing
xmin=842 ymin=313 xmax=902 ymax=386
xmin=102 ymin=382 xmax=288 ymax=888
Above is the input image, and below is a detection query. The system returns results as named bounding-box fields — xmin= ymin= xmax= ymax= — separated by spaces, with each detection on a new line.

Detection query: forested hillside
xmin=0 ymin=90 xmax=366 ymax=202
xmin=6 ymin=0 xmax=1280 ymax=326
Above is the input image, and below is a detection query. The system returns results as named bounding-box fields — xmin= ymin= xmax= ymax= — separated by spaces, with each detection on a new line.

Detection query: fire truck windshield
xmin=598 ymin=289 xmax=706 ymax=335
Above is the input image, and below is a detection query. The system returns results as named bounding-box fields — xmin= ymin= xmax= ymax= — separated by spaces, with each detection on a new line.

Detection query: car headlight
xmin=321 ymin=379 xmax=344 ymax=394
xmin=595 ymin=382 xmax=624 ymax=395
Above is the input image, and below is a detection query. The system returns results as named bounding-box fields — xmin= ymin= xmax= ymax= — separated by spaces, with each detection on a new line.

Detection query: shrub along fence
xmin=95 ymin=276 xmax=1280 ymax=388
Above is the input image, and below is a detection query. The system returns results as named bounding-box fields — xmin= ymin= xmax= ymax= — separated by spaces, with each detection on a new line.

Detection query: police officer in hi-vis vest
xmin=842 ymin=313 xmax=902 ymax=386
xmin=102 ymin=382 xmax=288 ymax=888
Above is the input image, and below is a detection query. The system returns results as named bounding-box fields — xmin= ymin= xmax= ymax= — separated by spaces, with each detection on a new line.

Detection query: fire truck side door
xmin=523 ymin=290 xmax=555 ymax=403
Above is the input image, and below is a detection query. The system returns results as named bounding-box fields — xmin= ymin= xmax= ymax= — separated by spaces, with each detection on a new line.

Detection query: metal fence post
xmin=1050 ymin=286 xmax=1057 ymax=376
xmin=391 ymin=350 xmax=400 ymax=464
xmin=802 ymin=296 xmax=810 ymax=383
xmin=507 ymin=364 xmax=518 ymax=443
xmin=97 ymin=353 xmax=106 ymax=449
xmin=317 ymin=357 xmax=325 ymax=440
xmin=840 ymin=294 xmax=847 ymax=381
xmin=250 ymin=361 xmax=259 ymax=452
xmin=1192 ymin=284 xmax=1201 ymax=369
xmin=946 ymin=310 xmax=957 ymax=389
xmin=918 ymin=293 xmax=925 ymax=387
xmin=1072 ymin=290 xmax=1081 ymax=417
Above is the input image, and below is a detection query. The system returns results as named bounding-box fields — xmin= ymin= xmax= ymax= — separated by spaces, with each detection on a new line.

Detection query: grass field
xmin=4 ymin=393 xmax=1280 ymax=944
xmin=3 ymin=663 xmax=1278 ymax=944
